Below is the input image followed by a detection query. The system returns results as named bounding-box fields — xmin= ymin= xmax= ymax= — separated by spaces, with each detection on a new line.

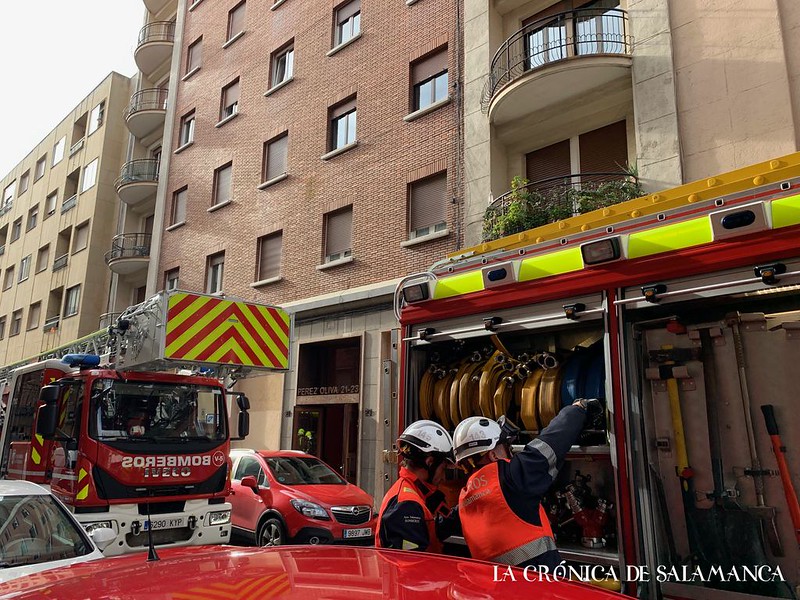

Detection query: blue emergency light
xmin=62 ymin=354 xmax=101 ymax=368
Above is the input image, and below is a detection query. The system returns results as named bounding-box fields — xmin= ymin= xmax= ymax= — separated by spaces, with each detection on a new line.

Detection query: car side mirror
xmin=91 ymin=527 xmax=116 ymax=552
xmin=240 ymin=475 xmax=259 ymax=490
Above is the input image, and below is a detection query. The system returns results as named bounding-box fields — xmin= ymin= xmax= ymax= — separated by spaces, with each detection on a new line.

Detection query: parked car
xmin=230 ymin=449 xmax=377 ymax=546
xmin=0 ymin=544 xmax=627 ymax=600
xmin=0 ymin=480 xmax=115 ymax=583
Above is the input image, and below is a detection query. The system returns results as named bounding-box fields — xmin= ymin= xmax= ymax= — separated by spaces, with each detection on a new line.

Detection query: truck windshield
xmin=89 ymin=380 xmax=226 ymax=442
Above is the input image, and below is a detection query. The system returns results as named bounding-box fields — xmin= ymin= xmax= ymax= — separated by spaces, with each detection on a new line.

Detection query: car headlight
xmin=208 ymin=510 xmax=231 ymax=526
xmin=290 ymin=499 xmax=329 ymax=519
xmin=84 ymin=520 xmax=115 ymax=534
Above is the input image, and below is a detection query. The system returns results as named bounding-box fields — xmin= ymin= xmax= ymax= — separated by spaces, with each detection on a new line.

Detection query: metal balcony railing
xmin=115 ymin=159 xmax=159 ymax=190
xmin=43 ymin=315 xmax=60 ymax=331
xmin=481 ymin=7 xmax=632 ymax=113
xmin=137 ymin=21 xmax=175 ymax=46
xmin=482 ymin=171 xmax=642 ymax=242
xmin=52 ymin=254 xmax=68 ymax=272
xmin=124 ymin=88 xmax=169 ymax=120
xmin=61 ymin=194 xmax=77 ymax=214
xmin=69 ymin=138 xmax=84 ymax=156
xmin=0 ymin=245 xmax=4 ymax=257
xmin=104 ymin=233 xmax=152 ymax=265
xmin=98 ymin=312 xmax=122 ymax=329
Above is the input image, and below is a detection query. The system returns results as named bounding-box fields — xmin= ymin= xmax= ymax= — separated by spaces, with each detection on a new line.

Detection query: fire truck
xmin=0 ymin=290 xmax=290 ymax=556
xmin=394 ymin=153 xmax=800 ymax=599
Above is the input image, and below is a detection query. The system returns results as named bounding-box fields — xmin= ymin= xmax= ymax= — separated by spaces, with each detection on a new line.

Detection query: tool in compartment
xmin=760 ymin=404 xmax=800 ymax=547
xmin=727 ymin=314 xmax=784 ymax=557
xmin=545 ymin=471 xmax=615 ymax=549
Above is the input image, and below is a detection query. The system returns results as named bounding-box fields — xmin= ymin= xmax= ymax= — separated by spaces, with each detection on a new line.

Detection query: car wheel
xmin=257 ymin=517 xmax=285 ymax=547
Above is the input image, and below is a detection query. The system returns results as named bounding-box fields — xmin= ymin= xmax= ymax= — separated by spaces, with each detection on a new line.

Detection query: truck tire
xmin=257 ymin=516 xmax=285 ymax=547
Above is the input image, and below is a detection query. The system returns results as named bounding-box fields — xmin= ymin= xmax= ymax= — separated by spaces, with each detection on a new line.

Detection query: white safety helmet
xmin=453 ymin=417 xmax=503 ymax=464
xmin=397 ymin=420 xmax=454 ymax=461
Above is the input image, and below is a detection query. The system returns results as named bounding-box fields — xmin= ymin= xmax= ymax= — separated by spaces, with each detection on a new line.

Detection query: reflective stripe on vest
xmin=459 ymin=461 xmax=555 ymax=565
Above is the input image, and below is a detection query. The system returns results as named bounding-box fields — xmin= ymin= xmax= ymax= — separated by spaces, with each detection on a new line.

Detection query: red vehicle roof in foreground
xmin=0 ymin=545 xmax=623 ymax=600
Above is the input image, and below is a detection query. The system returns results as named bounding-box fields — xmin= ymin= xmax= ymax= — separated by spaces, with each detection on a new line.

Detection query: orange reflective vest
xmin=459 ymin=460 xmax=556 ymax=565
xmin=376 ymin=467 xmax=442 ymax=553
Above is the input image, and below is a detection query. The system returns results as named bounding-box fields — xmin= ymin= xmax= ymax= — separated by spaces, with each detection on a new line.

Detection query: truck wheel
xmin=257 ymin=517 xmax=285 ymax=547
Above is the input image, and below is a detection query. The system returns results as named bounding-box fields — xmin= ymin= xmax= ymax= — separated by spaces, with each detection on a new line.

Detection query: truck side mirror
xmin=36 ymin=403 xmax=59 ymax=439
xmin=236 ymin=411 xmax=250 ymax=439
xmin=237 ymin=394 xmax=250 ymax=411
xmin=40 ymin=385 xmax=59 ymax=404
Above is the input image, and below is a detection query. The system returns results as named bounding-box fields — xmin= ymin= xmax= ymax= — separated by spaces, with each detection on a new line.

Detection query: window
xmin=220 ymin=79 xmax=240 ymax=121
xmin=171 ymin=187 xmax=187 ymax=225
xmin=53 ymin=136 xmax=66 ymax=166
xmin=11 ymin=218 xmax=22 ymax=242
xmin=227 ymin=1 xmax=246 ymax=42
xmin=27 ymin=303 xmax=41 ymax=330
xmin=3 ymin=267 xmax=14 ymax=290
xmin=412 ymin=49 xmax=448 ymax=111
xmin=262 ymin=134 xmax=288 ymax=182
xmin=64 ymin=285 xmax=81 ymax=317
xmin=335 ymin=0 xmax=361 ymax=46
xmin=10 ymin=310 xmax=22 ymax=337
xmin=2 ymin=181 xmax=14 ymax=210
xmin=88 ymin=101 xmax=105 ymax=135
xmin=35 ymin=156 xmax=46 ymax=180
xmin=19 ymin=171 xmax=30 ymax=194
xmin=408 ymin=172 xmax=447 ymax=239
xmin=179 ymin=111 xmax=195 ymax=146
xmin=36 ymin=245 xmax=50 ymax=273
xmin=271 ymin=43 xmax=294 ymax=87
xmin=0 ymin=316 xmax=5 ymax=340
xmin=206 ymin=252 xmax=225 ymax=294
xmin=323 ymin=206 xmax=353 ymax=263
xmin=18 ymin=255 xmax=31 ymax=282
xmin=165 ymin=268 xmax=180 ymax=291
xmin=72 ymin=222 xmax=89 ymax=253
xmin=27 ymin=205 xmax=38 ymax=231
xmin=329 ymin=98 xmax=356 ymax=151
xmin=213 ymin=162 xmax=233 ymax=207
xmin=256 ymin=231 xmax=282 ymax=281
xmin=81 ymin=158 xmax=98 ymax=192
xmin=187 ymin=37 xmax=202 ymax=74
xmin=45 ymin=190 xmax=58 ymax=216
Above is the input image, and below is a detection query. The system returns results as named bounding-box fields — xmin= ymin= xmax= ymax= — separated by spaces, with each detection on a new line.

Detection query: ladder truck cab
xmin=0 ymin=290 xmax=290 ymax=556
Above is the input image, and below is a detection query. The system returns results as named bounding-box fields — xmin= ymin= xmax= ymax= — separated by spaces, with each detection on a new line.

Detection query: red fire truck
xmin=394 ymin=153 xmax=800 ymax=598
xmin=0 ymin=290 xmax=290 ymax=556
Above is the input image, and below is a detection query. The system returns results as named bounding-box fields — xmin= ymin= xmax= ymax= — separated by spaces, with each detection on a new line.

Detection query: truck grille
xmin=331 ymin=505 xmax=371 ymax=525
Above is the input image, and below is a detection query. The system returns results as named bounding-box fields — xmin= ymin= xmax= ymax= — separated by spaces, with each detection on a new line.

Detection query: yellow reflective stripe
xmin=518 ymin=247 xmax=583 ymax=282
xmin=402 ymin=487 xmax=414 ymax=494
xmin=433 ymin=270 xmax=484 ymax=299
xmin=31 ymin=447 xmax=41 ymax=465
xmin=771 ymin=193 xmax=800 ymax=229
xmin=627 ymin=217 xmax=712 ymax=259
xmin=79 ymin=468 xmax=88 ymax=482
xmin=76 ymin=468 xmax=89 ymax=501
xmin=402 ymin=540 xmax=420 ymax=550
xmin=35 ymin=434 xmax=43 ymax=445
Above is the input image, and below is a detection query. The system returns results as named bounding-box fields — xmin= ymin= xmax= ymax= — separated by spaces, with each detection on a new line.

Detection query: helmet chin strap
xmin=425 ymin=454 xmax=445 ymax=482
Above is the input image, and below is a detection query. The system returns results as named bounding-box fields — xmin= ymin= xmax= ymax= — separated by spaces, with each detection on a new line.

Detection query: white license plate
xmin=143 ymin=517 xmax=186 ymax=531
xmin=343 ymin=527 xmax=372 ymax=539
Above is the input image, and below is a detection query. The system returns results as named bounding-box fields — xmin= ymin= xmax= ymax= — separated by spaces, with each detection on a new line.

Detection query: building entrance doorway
xmin=292 ymin=404 xmax=358 ymax=483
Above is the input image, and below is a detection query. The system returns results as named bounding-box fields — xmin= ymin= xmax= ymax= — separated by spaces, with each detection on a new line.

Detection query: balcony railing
xmin=124 ymin=88 xmax=169 ymax=120
xmin=69 ymin=138 xmax=84 ymax=156
xmin=0 ymin=202 xmax=12 ymax=217
xmin=52 ymin=254 xmax=68 ymax=271
xmin=115 ymin=159 xmax=159 ymax=190
xmin=43 ymin=315 xmax=60 ymax=332
xmin=61 ymin=194 xmax=77 ymax=214
xmin=483 ymin=172 xmax=643 ymax=242
xmin=137 ymin=21 xmax=175 ymax=46
xmin=0 ymin=245 xmax=4 ymax=256
xmin=104 ymin=233 xmax=152 ymax=265
xmin=481 ymin=7 xmax=632 ymax=113
xmin=99 ymin=312 xmax=122 ymax=329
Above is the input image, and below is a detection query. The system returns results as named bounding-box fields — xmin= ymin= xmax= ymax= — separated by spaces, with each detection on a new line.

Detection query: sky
xmin=0 ymin=1 xmax=145 ymax=177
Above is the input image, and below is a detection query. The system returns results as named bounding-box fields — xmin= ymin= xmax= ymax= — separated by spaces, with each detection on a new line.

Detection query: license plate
xmin=343 ymin=527 xmax=372 ymax=539
xmin=143 ymin=517 xmax=186 ymax=532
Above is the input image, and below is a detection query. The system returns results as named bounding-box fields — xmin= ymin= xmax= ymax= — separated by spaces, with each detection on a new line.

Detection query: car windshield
xmin=266 ymin=456 xmax=346 ymax=485
xmin=89 ymin=379 xmax=226 ymax=442
xmin=0 ymin=494 xmax=92 ymax=568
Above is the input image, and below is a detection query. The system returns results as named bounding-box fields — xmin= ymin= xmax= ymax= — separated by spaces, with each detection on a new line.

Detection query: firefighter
xmin=453 ymin=398 xmax=601 ymax=571
xmin=376 ymin=420 xmax=461 ymax=552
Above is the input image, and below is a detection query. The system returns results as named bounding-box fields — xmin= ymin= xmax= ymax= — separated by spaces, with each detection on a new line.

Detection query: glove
xmin=573 ymin=398 xmax=605 ymax=429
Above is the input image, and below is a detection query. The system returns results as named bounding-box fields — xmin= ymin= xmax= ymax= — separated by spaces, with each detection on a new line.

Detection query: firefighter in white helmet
xmin=375 ymin=420 xmax=462 ymax=552
xmin=453 ymin=399 xmax=601 ymax=570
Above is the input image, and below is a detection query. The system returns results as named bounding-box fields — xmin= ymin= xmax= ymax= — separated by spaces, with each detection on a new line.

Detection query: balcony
xmin=124 ymin=89 xmax=168 ymax=138
xmin=61 ymin=194 xmax=77 ymax=214
xmin=143 ymin=0 xmax=174 ymax=13
xmin=43 ymin=315 xmax=60 ymax=333
xmin=115 ymin=159 xmax=159 ymax=206
xmin=52 ymin=254 xmax=68 ymax=272
xmin=104 ymin=233 xmax=152 ymax=275
xmin=482 ymin=172 xmax=642 ymax=242
xmin=99 ymin=312 xmax=123 ymax=329
xmin=134 ymin=21 xmax=175 ymax=76
xmin=482 ymin=8 xmax=632 ymax=128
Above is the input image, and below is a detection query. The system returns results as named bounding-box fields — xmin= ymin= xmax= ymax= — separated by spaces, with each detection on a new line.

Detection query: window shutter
xmin=413 ymin=50 xmax=448 ymax=84
xmin=338 ymin=0 xmax=360 ymax=22
xmin=578 ymin=120 xmax=628 ymax=173
xmin=216 ymin=164 xmax=232 ymax=204
xmin=410 ymin=173 xmax=446 ymax=231
xmin=266 ymin=135 xmax=288 ymax=181
xmin=525 ymin=140 xmax=571 ymax=184
xmin=326 ymin=207 xmax=353 ymax=256
xmin=173 ymin=189 xmax=187 ymax=223
xmin=331 ymin=97 xmax=357 ymax=119
xmin=224 ymin=80 xmax=240 ymax=107
xmin=259 ymin=232 xmax=282 ymax=280
xmin=188 ymin=39 xmax=202 ymax=71
xmin=75 ymin=224 xmax=89 ymax=251
xmin=229 ymin=3 xmax=246 ymax=35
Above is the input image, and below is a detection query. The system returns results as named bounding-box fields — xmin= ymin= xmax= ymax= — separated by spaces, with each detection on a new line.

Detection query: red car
xmin=230 ymin=449 xmax=377 ymax=546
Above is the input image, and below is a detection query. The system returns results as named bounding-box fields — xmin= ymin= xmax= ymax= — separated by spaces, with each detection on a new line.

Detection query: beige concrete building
xmin=464 ymin=0 xmax=800 ymax=245
xmin=0 ymin=73 xmax=133 ymax=366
